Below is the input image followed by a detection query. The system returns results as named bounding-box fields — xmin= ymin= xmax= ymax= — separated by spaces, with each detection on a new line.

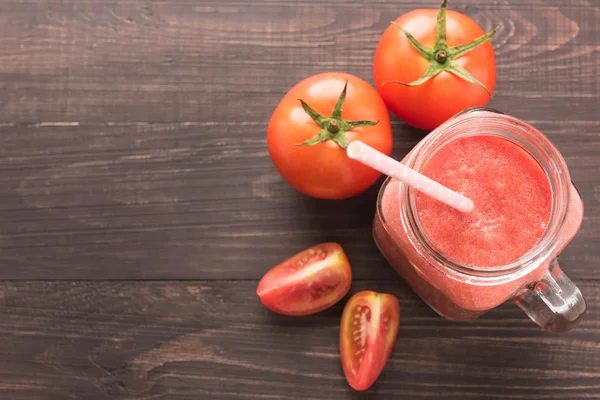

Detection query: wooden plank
xmin=0 ymin=0 xmax=598 ymax=123
xmin=0 ymin=122 xmax=600 ymax=279
xmin=0 ymin=121 xmax=597 ymax=279
xmin=0 ymin=280 xmax=599 ymax=400
xmin=0 ymin=1 xmax=598 ymax=399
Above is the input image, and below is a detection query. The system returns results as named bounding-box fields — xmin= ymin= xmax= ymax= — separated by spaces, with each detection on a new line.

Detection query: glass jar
xmin=373 ymin=108 xmax=586 ymax=332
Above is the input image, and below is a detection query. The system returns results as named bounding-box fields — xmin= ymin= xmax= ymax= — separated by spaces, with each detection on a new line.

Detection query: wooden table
xmin=0 ymin=0 xmax=598 ymax=399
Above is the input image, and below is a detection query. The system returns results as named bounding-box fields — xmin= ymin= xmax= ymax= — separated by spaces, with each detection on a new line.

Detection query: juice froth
xmin=416 ymin=135 xmax=552 ymax=267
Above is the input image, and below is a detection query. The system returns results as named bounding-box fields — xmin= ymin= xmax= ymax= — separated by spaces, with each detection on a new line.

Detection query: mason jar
xmin=373 ymin=107 xmax=586 ymax=332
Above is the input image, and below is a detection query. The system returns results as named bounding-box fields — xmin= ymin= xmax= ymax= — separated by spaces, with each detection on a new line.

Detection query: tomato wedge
xmin=256 ymin=243 xmax=352 ymax=316
xmin=340 ymin=291 xmax=400 ymax=391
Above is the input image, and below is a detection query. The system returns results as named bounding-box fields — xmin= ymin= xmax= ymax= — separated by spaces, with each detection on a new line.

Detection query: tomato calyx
xmin=297 ymin=81 xmax=379 ymax=149
xmin=386 ymin=0 xmax=499 ymax=95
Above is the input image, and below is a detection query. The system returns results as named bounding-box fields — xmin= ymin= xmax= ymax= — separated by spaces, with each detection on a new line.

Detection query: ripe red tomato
xmin=373 ymin=0 xmax=497 ymax=130
xmin=267 ymin=72 xmax=393 ymax=199
xmin=256 ymin=243 xmax=352 ymax=316
xmin=340 ymin=291 xmax=400 ymax=391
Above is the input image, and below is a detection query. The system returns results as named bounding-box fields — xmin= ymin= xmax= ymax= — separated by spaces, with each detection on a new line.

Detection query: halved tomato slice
xmin=256 ymin=243 xmax=352 ymax=316
xmin=340 ymin=291 xmax=400 ymax=391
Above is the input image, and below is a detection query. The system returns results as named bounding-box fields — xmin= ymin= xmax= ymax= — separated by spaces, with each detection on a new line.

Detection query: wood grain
xmin=0 ymin=120 xmax=596 ymax=279
xmin=1 ymin=280 xmax=600 ymax=400
xmin=0 ymin=0 xmax=599 ymax=399
xmin=0 ymin=0 xmax=598 ymax=123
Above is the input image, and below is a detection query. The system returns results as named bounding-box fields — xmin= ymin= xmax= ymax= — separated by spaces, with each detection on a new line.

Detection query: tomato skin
xmin=373 ymin=8 xmax=496 ymax=131
xmin=267 ymin=72 xmax=393 ymax=200
xmin=340 ymin=291 xmax=400 ymax=391
xmin=256 ymin=243 xmax=352 ymax=316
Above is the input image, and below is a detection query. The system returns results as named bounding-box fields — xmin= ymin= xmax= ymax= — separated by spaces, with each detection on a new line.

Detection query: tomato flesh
xmin=340 ymin=291 xmax=400 ymax=391
xmin=257 ymin=243 xmax=352 ymax=316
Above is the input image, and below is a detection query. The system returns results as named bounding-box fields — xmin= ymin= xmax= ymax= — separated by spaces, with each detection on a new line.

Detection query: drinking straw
xmin=347 ymin=140 xmax=474 ymax=213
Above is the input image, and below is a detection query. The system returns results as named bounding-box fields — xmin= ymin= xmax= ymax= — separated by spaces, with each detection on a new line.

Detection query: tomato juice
xmin=373 ymin=110 xmax=585 ymax=324
xmin=415 ymin=135 xmax=552 ymax=268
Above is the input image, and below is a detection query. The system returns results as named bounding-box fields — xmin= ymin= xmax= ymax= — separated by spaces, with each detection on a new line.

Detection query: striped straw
xmin=347 ymin=140 xmax=474 ymax=213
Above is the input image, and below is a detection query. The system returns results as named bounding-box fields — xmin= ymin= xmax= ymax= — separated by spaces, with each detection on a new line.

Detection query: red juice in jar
xmin=416 ymin=135 xmax=552 ymax=268
xmin=373 ymin=108 xmax=586 ymax=332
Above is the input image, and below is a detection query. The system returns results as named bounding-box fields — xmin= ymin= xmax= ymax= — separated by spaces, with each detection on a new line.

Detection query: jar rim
xmin=399 ymin=110 xmax=571 ymax=278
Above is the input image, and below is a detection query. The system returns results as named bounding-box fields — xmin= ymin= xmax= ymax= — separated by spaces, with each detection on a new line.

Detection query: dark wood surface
xmin=0 ymin=0 xmax=599 ymax=399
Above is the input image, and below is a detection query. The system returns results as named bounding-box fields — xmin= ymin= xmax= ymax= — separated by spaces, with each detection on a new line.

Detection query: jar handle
xmin=513 ymin=259 xmax=586 ymax=332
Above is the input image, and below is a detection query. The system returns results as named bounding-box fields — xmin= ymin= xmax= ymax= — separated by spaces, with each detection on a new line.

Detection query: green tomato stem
xmin=296 ymin=82 xmax=378 ymax=150
xmin=327 ymin=119 xmax=340 ymax=134
xmin=386 ymin=0 xmax=499 ymax=94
